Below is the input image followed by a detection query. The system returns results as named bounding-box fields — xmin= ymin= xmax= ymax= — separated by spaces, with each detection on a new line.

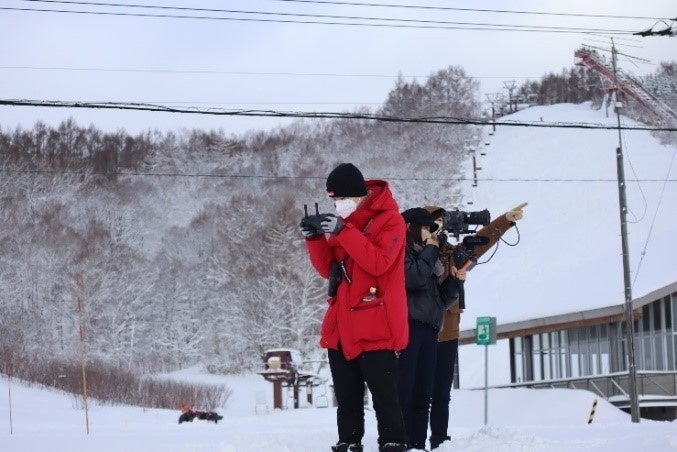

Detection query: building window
xmin=560 ymin=331 xmax=569 ymax=378
xmin=665 ymin=295 xmax=672 ymax=330
xmin=569 ymin=328 xmax=580 ymax=377
xmin=643 ymin=305 xmax=651 ymax=333
xmin=533 ymin=334 xmax=542 ymax=381
xmin=643 ymin=336 xmax=652 ymax=370
xmin=514 ymin=337 xmax=524 ymax=382
xmin=600 ymin=325 xmax=610 ymax=374
xmin=654 ymin=301 xmax=662 ymax=331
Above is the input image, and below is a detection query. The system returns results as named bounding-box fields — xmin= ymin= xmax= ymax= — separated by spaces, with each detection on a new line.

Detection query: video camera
xmin=452 ymin=235 xmax=490 ymax=271
xmin=440 ymin=208 xmax=491 ymax=239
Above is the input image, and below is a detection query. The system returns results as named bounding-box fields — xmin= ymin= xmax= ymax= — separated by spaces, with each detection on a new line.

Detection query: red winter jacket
xmin=306 ymin=180 xmax=408 ymax=361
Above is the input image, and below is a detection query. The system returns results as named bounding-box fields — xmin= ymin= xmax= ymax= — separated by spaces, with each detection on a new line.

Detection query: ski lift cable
xmin=632 ymin=145 xmax=677 ymax=285
xmin=620 ymin=118 xmax=649 ymax=224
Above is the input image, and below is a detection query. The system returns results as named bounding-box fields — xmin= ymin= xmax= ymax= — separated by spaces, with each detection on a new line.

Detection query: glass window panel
xmin=515 ymin=337 xmax=522 ymax=354
xmin=643 ymin=305 xmax=651 ymax=332
xmin=533 ymin=350 xmax=542 ymax=381
xmin=542 ymin=350 xmax=551 ymax=380
xmin=592 ymin=327 xmax=601 ymax=374
xmin=654 ymin=336 xmax=664 ymax=370
xmin=515 ymin=353 xmax=524 ymax=382
xmin=672 ymin=294 xmax=677 ymax=331
xmin=580 ymin=329 xmax=589 ymax=375
xmin=561 ymin=351 xmax=568 ymax=378
xmin=569 ymin=328 xmax=577 ymax=342
xmin=600 ymin=332 xmax=610 ymax=374
xmin=542 ymin=333 xmax=550 ymax=350
xmin=643 ymin=336 xmax=652 ymax=370
xmin=553 ymin=349 xmax=561 ymax=379
xmin=533 ymin=334 xmax=541 ymax=352
xmin=665 ymin=297 xmax=672 ymax=330
xmin=654 ymin=302 xmax=662 ymax=331
xmin=552 ymin=331 xmax=559 ymax=348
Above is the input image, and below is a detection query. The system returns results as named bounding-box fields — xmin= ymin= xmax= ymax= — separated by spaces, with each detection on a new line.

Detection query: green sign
xmin=476 ymin=316 xmax=497 ymax=345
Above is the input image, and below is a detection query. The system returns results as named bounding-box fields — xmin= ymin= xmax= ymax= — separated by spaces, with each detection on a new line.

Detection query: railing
xmin=471 ymin=371 xmax=677 ymax=410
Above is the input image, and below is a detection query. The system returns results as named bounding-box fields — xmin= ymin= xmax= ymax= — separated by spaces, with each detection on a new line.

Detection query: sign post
xmin=476 ymin=316 xmax=496 ymax=426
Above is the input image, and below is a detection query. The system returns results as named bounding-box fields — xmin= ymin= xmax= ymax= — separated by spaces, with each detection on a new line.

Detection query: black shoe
xmin=380 ymin=443 xmax=407 ymax=452
xmin=430 ymin=435 xmax=451 ymax=450
xmin=332 ymin=443 xmax=363 ymax=452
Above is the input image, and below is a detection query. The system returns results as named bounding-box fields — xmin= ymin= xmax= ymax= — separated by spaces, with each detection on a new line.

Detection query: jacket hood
xmin=364 ymin=179 xmax=399 ymax=213
xmin=340 ymin=179 xmax=399 ymax=233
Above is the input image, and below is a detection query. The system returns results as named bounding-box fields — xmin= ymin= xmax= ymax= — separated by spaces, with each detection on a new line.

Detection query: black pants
xmin=397 ymin=320 xmax=438 ymax=449
xmin=328 ymin=348 xmax=407 ymax=447
xmin=429 ymin=338 xmax=458 ymax=438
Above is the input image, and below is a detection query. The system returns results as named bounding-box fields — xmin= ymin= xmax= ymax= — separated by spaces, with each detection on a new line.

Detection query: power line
xmin=2 ymin=99 xmax=676 ymax=131
xmin=0 ymin=5 xmax=639 ymax=34
xmin=1 ymin=167 xmax=675 ymax=183
xmin=269 ymin=0 xmax=674 ymax=22
xmin=0 ymin=65 xmax=545 ymax=80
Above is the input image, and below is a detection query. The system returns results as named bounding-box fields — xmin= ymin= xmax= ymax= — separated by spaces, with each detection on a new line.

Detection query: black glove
xmin=320 ymin=214 xmax=345 ymax=235
xmin=299 ymin=215 xmax=324 ymax=239
xmin=299 ymin=223 xmax=321 ymax=239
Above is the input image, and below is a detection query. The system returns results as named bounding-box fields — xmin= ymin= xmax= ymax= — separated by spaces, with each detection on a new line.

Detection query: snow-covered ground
xmin=1 ymin=367 xmax=675 ymax=451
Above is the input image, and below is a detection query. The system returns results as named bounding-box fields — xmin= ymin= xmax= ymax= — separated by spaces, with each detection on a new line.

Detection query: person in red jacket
xmin=300 ymin=163 xmax=408 ymax=452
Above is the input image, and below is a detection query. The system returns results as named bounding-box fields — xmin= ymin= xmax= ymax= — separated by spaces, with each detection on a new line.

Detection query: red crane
xmin=575 ymin=49 xmax=677 ymax=123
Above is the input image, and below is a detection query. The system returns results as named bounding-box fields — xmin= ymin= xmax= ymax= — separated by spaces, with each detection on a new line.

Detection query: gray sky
xmin=0 ymin=0 xmax=675 ymax=135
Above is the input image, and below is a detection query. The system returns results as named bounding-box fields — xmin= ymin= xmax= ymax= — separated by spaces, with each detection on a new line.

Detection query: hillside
xmin=461 ymin=102 xmax=676 ymax=325
xmin=457 ymin=102 xmax=676 ymax=385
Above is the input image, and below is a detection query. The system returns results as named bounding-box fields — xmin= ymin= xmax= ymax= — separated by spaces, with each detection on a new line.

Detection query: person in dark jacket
xmin=397 ymin=207 xmax=458 ymax=451
xmin=426 ymin=203 xmax=527 ymax=450
xmin=300 ymin=163 xmax=408 ymax=452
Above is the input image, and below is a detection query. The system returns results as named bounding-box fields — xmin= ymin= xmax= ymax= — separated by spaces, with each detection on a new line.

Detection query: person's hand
xmin=506 ymin=202 xmax=528 ymax=222
xmin=299 ymin=222 xmax=322 ymax=239
xmin=451 ymin=266 xmax=467 ymax=281
xmin=320 ymin=214 xmax=345 ymax=235
xmin=299 ymin=215 xmax=325 ymax=239
xmin=422 ymin=227 xmax=439 ymax=247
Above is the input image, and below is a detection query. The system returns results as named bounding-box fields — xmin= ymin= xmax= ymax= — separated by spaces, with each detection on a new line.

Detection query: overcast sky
xmin=1 ymin=0 xmax=675 ymax=135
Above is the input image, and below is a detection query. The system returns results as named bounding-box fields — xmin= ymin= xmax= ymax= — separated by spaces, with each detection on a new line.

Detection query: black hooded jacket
xmin=404 ymin=244 xmax=458 ymax=331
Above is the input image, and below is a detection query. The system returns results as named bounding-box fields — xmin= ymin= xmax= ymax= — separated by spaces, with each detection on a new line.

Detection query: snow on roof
xmin=459 ymin=102 xmax=676 ymax=329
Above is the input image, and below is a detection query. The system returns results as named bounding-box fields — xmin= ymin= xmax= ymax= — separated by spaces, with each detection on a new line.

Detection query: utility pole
xmin=485 ymin=93 xmax=500 ymax=133
xmin=610 ymin=38 xmax=640 ymax=423
xmin=503 ymin=80 xmax=516 ymax=113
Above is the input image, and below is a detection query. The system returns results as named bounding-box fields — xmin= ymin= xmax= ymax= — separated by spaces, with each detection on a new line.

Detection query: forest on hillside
xmin=1 ymin=58 xmax=674 ymax=378
xmin=0 ymin=67 xmax=480 ymax=375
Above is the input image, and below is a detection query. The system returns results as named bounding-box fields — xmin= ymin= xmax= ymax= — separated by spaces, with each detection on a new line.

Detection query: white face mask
xmin=334 ymin=199 xmax=358 ymax=218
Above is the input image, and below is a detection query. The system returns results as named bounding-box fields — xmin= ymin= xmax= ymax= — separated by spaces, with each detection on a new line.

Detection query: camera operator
xmin=425 ymin=203 xmax=526 ymax=450
xmin=397 ymin=208 xmax=459 ymax=452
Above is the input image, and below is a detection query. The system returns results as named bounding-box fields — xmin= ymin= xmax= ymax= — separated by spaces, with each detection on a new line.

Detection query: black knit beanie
xmin=326 ymin=163 xmax=368 ymax=197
